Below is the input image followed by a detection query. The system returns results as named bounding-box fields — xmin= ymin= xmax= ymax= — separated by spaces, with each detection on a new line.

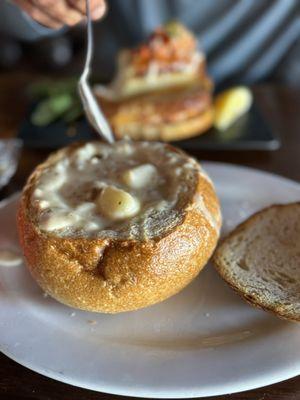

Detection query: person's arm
xmin=0 ymin=0 xmax=106 ymax=41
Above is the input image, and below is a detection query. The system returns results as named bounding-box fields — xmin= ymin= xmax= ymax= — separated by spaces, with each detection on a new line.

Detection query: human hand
xmin=13 ymin=0 xmax=106 ymax=29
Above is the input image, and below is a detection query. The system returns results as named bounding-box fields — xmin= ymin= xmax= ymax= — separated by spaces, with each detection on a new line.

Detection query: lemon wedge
xmin=214 ymin=86 xmax=253 ymax=131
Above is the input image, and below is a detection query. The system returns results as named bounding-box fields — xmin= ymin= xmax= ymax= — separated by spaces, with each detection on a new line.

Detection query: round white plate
xmin=1 ymin=162 xmax=300 ymax=398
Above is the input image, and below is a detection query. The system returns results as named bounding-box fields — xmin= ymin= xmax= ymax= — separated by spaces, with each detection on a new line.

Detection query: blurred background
xmin=0 ymin=0 xmax=299 ymax=197
xmin=0 ymin=0 xmax=299 ymax=85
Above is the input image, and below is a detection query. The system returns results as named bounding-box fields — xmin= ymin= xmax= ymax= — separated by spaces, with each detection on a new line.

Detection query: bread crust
xmin=159 ymin=108 xmax=213 ymax=141
xmin=18 ymin=142 xmax=221 ymax=313
xmin=213 ymin=203 xmax=300 ymax=322
xmin=98 ymin=85 xmax=213 ymax=142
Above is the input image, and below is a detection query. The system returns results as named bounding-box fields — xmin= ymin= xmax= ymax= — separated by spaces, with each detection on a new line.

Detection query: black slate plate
xmin=18 ymin=102 xmax=280 ymax=151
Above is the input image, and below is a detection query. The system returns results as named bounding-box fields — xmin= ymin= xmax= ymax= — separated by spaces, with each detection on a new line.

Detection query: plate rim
xmin=1 ymin=346 xmax=299 ymax=399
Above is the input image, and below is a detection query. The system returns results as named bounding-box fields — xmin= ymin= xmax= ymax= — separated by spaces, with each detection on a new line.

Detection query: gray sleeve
xmin=0 ymin=0 xmax=64 ymax=41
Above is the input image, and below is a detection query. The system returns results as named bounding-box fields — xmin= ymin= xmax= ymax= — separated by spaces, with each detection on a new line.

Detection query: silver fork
xmin=78 ymin=0 xmax=114 ymax=143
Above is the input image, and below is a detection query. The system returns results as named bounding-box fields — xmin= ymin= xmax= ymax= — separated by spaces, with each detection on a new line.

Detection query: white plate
xmin=1 ymin=162 xmax=300 ymax=398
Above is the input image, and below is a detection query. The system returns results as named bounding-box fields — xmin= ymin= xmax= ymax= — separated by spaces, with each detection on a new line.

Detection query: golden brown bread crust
xmin=213 ymin=203 xmax=300 ymax=322
xmin=17 ymin=142 xmax=221 ymax=313
xmin=159 ymin=108 xmax=214 ymax=141
xmin=98 ymin=85 xmax=214 ymax=142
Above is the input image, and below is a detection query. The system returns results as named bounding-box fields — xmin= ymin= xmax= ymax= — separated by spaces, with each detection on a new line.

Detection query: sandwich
xmin=96 ymin=22 xmax=214 ymax=141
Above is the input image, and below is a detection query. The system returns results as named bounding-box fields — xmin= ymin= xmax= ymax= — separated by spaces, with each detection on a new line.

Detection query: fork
xmin=78 ymin=0 xmax=114 ymax=143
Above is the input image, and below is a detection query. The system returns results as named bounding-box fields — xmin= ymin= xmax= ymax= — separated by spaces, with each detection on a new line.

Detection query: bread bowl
xmin=18 ymin=140 xmax=221 ymax=313
xmin=95 ymin=22 xmax=214 ymax=142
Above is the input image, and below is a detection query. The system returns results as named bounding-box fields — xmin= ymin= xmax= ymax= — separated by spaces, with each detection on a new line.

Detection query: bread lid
xmin=213 ymin=203 xmax=300 ymax=322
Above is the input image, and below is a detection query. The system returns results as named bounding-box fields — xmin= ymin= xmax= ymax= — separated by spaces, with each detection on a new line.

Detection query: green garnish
xmin=29 ymin=78 xmax=84 ymax=126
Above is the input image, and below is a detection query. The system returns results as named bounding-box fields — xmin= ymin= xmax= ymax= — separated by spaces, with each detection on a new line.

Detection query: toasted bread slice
xmin=213 ymin=203 xmax=300 ymax=322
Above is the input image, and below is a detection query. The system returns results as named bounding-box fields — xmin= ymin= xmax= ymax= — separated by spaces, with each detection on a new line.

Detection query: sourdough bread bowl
xmin=18 ymin=141 xmax=221 ymax=313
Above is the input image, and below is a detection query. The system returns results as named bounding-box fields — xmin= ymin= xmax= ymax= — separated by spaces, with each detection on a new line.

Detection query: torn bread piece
xmin=213 ymin=203 xmax=300 ymax=322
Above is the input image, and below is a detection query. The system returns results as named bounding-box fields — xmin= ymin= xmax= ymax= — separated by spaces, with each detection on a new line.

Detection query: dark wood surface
xmin=0 ymin=73 xmax=300 ymax=399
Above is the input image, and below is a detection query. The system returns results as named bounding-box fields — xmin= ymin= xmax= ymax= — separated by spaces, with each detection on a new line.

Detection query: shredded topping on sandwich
xmin=131 ymin=21 xmax=202 ymax=76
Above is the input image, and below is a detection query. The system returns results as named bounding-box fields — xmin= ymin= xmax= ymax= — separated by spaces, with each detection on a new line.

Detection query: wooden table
xmin=0 ymin=73 xmax=300 ymax=399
